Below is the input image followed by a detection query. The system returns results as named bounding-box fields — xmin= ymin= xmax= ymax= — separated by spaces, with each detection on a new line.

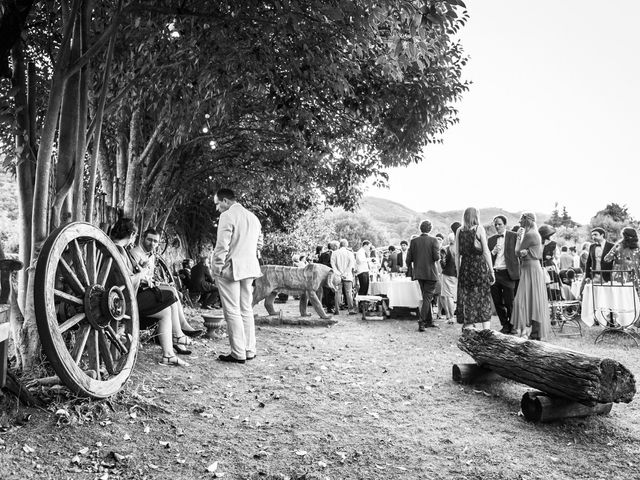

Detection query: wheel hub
xmin=84 ymin=284 xmax=127 ymax=327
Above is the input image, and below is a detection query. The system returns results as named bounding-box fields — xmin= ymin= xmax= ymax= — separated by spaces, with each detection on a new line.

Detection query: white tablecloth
xmin=581 ymin=283 xmax=640 ymax=327
xmin=369 ymin=279 xmax=422 ymax=309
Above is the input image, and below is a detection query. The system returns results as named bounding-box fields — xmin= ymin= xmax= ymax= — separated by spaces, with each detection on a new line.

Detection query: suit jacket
xmin=405 ymin=234 xmax=440 ymax=281
xmin=190 ymin=262 xmax=214 ymax=291
xmin=488 ymin=230 xmax=520 ymax=280
xmin=318 ymin=250 xmax=332 ymax=268
xmin=391 ymin=250 xmax=409 ymax=273
xmin=387 ymin=251 xmax=399 ymax=272
xmin=585 ymin=241 xmax=614 ymax=282
xmin=212 ymin=203 xmax=263 ymax=281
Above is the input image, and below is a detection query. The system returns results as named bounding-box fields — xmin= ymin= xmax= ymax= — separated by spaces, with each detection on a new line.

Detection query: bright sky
xmin=368 ymin=0 xmax=640 ymax=224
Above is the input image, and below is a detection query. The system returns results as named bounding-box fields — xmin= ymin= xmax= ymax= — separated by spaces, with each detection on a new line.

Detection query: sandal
xmin=158 ymin=355 xmax=190 ymax=367
xmin=173 ymin=335 xmax=193 ymax=355
xmin=173 ymin=335 xmax=192 ymax=346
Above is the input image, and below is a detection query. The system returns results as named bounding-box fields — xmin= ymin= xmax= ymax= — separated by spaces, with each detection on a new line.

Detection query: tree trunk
xmin=122 ymin=105 xmax=142 ymax=217
xmin=11 ymin=42 xmax=34 ymax=272
xmin=86 ymin=21 xmax=117 ymax=223
xmin=31 ymin=0 xmax=80 ymax=256
xmin=457 ymin=329 xmax=636 ymax=406
xmin=72 ymin=5 xmax=89 ymax=223
xmin=52 ymin=17 xmax=82 ymax=228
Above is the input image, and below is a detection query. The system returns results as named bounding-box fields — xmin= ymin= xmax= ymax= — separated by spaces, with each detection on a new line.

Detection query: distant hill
xmin=357 ymin=197 xmax=549 ymax=244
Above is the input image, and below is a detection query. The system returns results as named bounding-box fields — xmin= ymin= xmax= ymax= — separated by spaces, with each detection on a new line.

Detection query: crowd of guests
xmin=291 ymin=209 xmax=640 ymax=343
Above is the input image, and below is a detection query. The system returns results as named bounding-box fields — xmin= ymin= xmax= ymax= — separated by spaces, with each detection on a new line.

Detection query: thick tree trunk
xmin=52 ymin=18 xmax=82 ymax=228
xmin=11 ymin=42 xmax=34 ymax=272
xmin=457 ymin=329 xmax=636 ymax=406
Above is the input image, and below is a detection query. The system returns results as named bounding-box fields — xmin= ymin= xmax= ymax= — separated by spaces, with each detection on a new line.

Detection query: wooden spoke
xmin=104 ymin=324 xmax=129 ymax=355
xmin=97 ymin=257 xmax=113 ymax=286
xmin=87 ymin=329 xmax=101 ymax=381
xmin=71 ymin=324 xmax=91 ymax=364
xmin=98 ymin=329 xmax=116 ymax=375
xmin=71 ymin=239 xmax=91 ymax=287
xmin=86 ymin=240 xmax=97 ymax=284
xmin=58 ymin=257 xmax=86 ymax=295
xmin=54 ymin=289 xmax=83 ymax=306
xmin=59 ymin=312 xmax=86 ymax=334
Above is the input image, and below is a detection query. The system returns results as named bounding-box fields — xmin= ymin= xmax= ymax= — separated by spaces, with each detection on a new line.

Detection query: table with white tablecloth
xmin=368 ymin=278 xmax=422 ymax=309
xmin=581 ymin=283 xmax=640 ymax=327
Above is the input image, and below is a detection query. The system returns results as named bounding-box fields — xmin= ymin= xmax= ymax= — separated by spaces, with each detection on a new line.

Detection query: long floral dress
xmin=456 ymin=228 xmax=492 ymax=325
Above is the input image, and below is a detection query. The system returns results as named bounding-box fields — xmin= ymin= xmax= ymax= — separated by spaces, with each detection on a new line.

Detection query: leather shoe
xmin=246 ymin=355 xmax=256 ymax=361
xmin=348 ymin=311 xmax=358 ymax=315
xmin=183 ymin=329 xmax=204 ymax=338
xmin=218 ymin=354 xmax=245 ymax=364
xmin=418 ymin=326 xmax=426 ymax=332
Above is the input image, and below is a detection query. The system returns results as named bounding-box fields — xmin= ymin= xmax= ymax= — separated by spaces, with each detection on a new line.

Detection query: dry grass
xmin=1 ymin=301 xmax=639 ymax=479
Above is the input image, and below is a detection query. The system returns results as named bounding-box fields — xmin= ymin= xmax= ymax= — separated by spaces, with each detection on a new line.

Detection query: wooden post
xmin=458 ymin=329 xmax=636 ymax=405
xmin=521 ymin=391 xmax=613 ymax=423
xmin=452 ymin=363 xmax=503 ymax=384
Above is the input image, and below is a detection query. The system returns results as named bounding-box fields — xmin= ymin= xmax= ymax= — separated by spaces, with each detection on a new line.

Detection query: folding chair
xmin=548 ymin=266 xmax=582 ymax=337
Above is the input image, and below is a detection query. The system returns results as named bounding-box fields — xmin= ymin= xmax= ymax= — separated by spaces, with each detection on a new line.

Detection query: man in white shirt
xmin=355 ymin=240 xmax=372 ymax=295
xmin=558 ymin=246 xmax=574 ymax=270
xmin=330 ymin=239 xmax=357 ymax=315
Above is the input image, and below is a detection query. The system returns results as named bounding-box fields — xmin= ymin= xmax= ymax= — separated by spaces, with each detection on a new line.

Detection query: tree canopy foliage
xmin=1 ymin=0 xmax=469 ymax=253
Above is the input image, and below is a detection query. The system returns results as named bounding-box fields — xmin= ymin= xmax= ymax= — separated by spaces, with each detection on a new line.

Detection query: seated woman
xmin=110 ymin=218 xmax=191 ymax=367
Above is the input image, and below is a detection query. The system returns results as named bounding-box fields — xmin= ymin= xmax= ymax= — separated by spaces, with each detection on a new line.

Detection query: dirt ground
xmin=1 ymin=299 xmax=640 ymax=480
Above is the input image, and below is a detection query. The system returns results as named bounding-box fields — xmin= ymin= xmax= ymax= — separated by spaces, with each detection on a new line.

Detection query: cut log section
xmin=452 ymin=363 xmax=503 ymax=384
xmin=458 ymin=329 xmax=636 ymax=406
xmin=521 ymin=391 xmax=613 ymax=423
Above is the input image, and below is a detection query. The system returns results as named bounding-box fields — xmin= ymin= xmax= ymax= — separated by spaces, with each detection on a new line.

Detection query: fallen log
xmin=458 ymin=329 xmax=636 ymax=406
xmin=521 ymin=391 xmax=612 ymax=423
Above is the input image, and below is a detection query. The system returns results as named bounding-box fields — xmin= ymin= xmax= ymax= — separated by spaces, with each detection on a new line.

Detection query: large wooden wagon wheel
xmin=34 ymin=222 xmax=139 ymax=399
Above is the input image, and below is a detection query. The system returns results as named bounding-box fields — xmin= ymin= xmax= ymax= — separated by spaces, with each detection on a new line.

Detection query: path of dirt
xmin=1 ymin=300 xmax=639 ymax=479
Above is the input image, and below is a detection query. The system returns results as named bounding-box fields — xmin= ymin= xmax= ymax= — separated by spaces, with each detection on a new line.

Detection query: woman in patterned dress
xmin=603 ymin=227 xmax=640 ymax=286
xmin=511 ymin=212 xmax=550 ymax=340
xmin=455 ymin=207 xmax=495 ymax=330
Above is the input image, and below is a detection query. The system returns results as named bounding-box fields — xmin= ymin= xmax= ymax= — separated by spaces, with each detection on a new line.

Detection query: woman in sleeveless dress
xmin=512 ymin=212 xmax=550 ymax=340
xmin=111 ymin=218 xmax=191 ymax=367
xmin=455 ymin=207 xmax=495 ymax=330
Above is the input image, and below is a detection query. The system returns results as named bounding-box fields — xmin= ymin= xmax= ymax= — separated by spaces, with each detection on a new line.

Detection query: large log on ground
xmin=458 ymin=329 xmax=636 ymax=406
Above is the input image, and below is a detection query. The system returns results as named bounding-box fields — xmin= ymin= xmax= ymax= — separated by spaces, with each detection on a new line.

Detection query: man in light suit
xmin=405 ymin=220 xmax=440 ymax=331
xmin=488 ymin=215 xmax=520 ymax=334
xmin=212 ymin=188 xmax=263 ymax=364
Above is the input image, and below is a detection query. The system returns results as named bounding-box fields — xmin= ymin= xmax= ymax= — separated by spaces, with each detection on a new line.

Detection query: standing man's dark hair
xmin=420 ymin=220 xmax=432 ymax=233
xmin=216 ymin=188 xmax=236 ymax=202
xmin=142 ymin=227 xmax=159 ymax=238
